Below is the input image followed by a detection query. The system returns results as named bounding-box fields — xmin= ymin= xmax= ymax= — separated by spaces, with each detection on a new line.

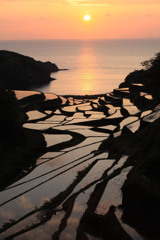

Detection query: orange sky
xmin=0 ymin=0 xmax=160 ymax=40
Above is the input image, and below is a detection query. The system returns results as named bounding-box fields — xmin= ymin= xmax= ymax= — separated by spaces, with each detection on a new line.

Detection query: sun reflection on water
xmin=81 ymin=75 xmax=95 ymax=94
xmin=82 ymin=80 xmax=93 ymax=92
xmin=78 ymin=43 xmax=98 ymax=95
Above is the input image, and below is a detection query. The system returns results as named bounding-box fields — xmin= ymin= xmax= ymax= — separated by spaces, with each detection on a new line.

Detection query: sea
xmin=0 ymin=39 xmax=160 ymax=95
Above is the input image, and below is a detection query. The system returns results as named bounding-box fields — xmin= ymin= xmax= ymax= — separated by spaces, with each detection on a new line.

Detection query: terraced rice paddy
xmin=0 ymin=86 xmax=159 ymax=240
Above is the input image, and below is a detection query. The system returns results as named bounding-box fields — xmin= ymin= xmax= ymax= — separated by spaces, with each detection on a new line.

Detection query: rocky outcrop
xmin=119 ymin=52 xmax=160 ymax=103
xmin=0 ymin=50 xmax=59 ymax=90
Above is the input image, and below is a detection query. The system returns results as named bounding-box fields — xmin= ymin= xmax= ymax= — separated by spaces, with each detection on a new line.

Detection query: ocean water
xmin=0 ymin=39 xmax=160 ymax=95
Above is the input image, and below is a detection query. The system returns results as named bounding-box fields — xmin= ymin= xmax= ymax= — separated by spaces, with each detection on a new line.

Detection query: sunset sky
xmin=0 ymin=0 xmax=160 ymax=40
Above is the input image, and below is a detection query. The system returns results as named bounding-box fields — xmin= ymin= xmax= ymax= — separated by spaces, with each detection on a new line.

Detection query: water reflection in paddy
xmin=1 ymin=210 xmax=65 ymax=240
xmin=60 ymin=187 xmax=95 ymax=240
xmin=96 ymin=167 xmax=132 ymax=215
xmin=119 ymin=116 xmax=138 ymax=129
xmin=44 ymin=134 xmax=72 ymax=147
xmin=0 ymin=142 xmax=104 ymax=223
xmin=14 ymin=90 xmax=41 ymax=100
xmin=0 ymin=88 xmax=149 ymax=240
xmin=24 ymin=123 xmax=57 ymax=130
xmin=27 ymin=110 xmax=46 ymax=121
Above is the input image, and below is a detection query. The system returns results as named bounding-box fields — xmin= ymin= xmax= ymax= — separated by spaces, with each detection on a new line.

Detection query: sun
xmin=84 ymin=15 xmax=91 ymax=21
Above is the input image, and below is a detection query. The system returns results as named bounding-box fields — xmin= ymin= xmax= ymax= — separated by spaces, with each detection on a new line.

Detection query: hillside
xmin=0 ymin=50 xmax=59 ymax=90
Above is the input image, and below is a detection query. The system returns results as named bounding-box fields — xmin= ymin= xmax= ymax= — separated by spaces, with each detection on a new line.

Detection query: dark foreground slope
xmin=0 ymin=50 xmax=59 ymax=90
xmin=106 ymin=52 xmax=160 ymax=239
xmin=0 ymin=87 xmax=46 ymax=190
xmin=121 ymin=118 xmax=160 ymax=240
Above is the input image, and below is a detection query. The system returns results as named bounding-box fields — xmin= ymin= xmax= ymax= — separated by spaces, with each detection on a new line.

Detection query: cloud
xmin=105 ymin=13 xmax=111 ymax=16
xmin=69 ymin=0 xmax=160 ymax=5
xmin=1 ymin=0 xmax=160 ymax=4
xmin=1 ymin=0 xmax=70 ymax=3
xmin=1 ymin=0 xmax=72 ymax=6
xmin=0 ymin=209 xmax=15 ymax=219
xmin=18 ymin=196 xmax=32 ymax=210
xmin=70 ymin=0 xmax=106 ymax=5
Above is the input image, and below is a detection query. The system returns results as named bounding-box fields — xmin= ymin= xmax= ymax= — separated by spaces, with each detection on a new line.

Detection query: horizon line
xmin=1 ymin=37 xmax=160 ymax=42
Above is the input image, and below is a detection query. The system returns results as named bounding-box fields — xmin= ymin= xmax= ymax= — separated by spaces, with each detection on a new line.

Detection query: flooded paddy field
xmin=0 ymin=86 xmax=159 ymax=240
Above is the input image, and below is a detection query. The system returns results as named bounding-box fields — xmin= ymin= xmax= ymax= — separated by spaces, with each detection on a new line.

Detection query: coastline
xmin=0 ymin=52 xmax=160 ymax=239
xmin=2 ymin=38 xmax=160 ymax=96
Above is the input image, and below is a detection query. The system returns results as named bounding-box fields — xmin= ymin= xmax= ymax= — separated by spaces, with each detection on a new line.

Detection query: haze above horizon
xmin=0 ymin=0 xmax=160 ymax=40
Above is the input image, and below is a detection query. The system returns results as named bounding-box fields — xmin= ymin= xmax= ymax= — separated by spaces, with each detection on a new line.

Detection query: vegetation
xmin=119 ymin=52 xmax=160 ymax=101
xmin=141 ymin=52 xmax=160 ymax=71
xmin=140 ymin=52 xmax=160 ymax=100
